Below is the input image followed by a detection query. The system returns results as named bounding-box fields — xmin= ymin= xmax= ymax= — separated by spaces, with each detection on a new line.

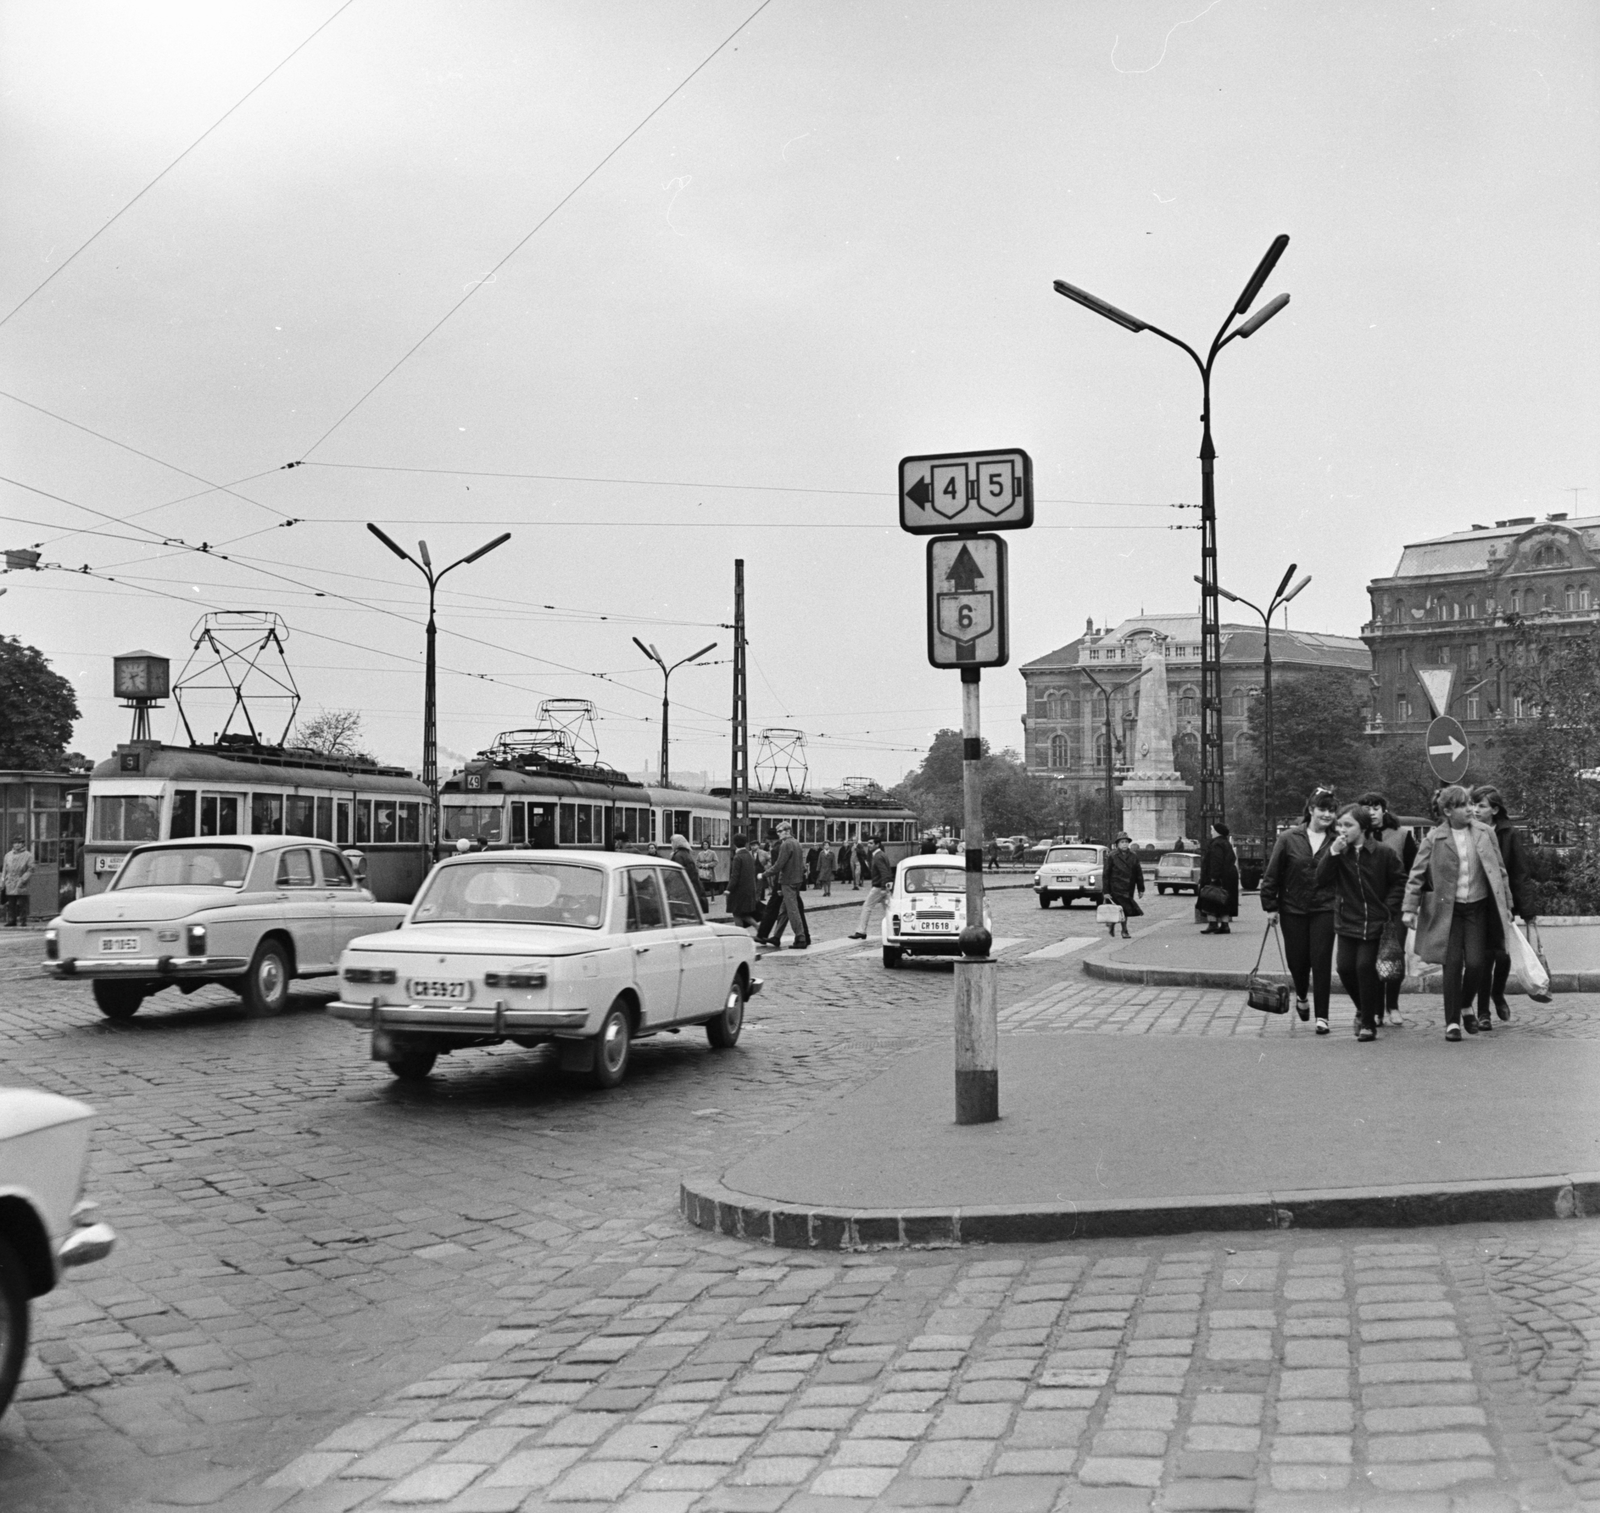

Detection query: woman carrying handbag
xmin=1259 ymin=787 xmax=1340 ymax=1034
xmin=1470 ymin=785 xmax=1535 ymax=1029
xmin=1198 ymin=821 xmax=1239 ymax=934
xmin=1314 ymin=803 xmax=1406 ymax=1041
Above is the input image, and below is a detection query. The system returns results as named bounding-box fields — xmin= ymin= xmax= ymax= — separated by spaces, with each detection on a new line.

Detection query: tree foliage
xmin=892 ymin=730 xmax=1064 ymax=838
xmin=0 ymin=635 xmax=79 ymax=769
xmin=292 ymin=708 xmax=373 ymax=763
xmin=1229 ymin=668 xmax=1376 ymax=825
xmin=1495 ymin=616 xmax=1600 ymax=839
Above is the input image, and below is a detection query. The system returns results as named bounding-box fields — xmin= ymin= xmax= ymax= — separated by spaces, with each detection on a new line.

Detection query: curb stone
xmin=1078 ymin=955 xmax=1600 ymax=995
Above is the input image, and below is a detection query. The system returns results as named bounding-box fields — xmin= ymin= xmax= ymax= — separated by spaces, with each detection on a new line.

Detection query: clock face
xmin=116 ymin=661 xmax=149 ymax=695
xmin=114 ymin=656 xmax=169 ymax=699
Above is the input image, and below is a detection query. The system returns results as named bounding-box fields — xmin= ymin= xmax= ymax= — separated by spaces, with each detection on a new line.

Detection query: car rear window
xmin=412 ymin=861 xmax=607 ymax=928
xmin=1046 ymin=847 xmax=1099 ymax=864
xmin=901 ymin=865 xmax=966 ymax=893
xmin=1160 ymin=853 xmax=1196 ymax=865
xmin=114 ymin=845 xmax=251 ymax=889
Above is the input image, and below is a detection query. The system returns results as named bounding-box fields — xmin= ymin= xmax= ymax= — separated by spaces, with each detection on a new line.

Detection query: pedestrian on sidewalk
xmin=727 ymin=833 xmax=761 ymax=928
xmin=851 ymin=839 xmax=867 ymax=888
xmin=1 ymin=838 xmax=31 ymax=927
xmin=1103 ymin=833 xmax=1144 ymax=940
xmin=1198 ymin=821 xmax=1239 ymax=934
xmin=1316 ymin=803 xmax=1406 ymax=1041
xmin=1402 ymin=784 xmax=1516 ymax=1042
xmin=754 ymin=821 xmax=810 ymax=949
xmin=986 ymin=838 xmax=1000 ymax=872
xmin=1471 ymin=785 xmax=1535 ymax=1030
xmin=849 ymin=837 xmax=895 ymax=940
xmin=817 ymin=840 xmax=836 ymax=897
xmin=696 ymin=838 xmax=719 ymax=901
xmin=670 ymin=833 xmax=707 ymax=910
xmin=1260 ymin=788 xmax=1339 ymax=1033
xmin=1360 ymin=790 xmax=1418 ymax=1026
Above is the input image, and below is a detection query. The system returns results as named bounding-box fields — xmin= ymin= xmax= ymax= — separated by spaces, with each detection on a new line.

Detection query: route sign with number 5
xmin=900 ymin=448 xmax=1032 ymax=535
xmin=927 ymin=535 xmax=1009 ymax=668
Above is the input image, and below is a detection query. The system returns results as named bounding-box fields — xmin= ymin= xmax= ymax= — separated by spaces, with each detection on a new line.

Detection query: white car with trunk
xmin=327 ymin=851 xmax=760 ymax=1085
xmin=42 ymin=836 xmax=408 ymax=1020
xmin=1033 ymin=842 xmax=1107 ymax=909
xmin=880 ymin=855 xmax=994 ymax=968
xmin=0 ymin=1089 xmax=116 ymax=1417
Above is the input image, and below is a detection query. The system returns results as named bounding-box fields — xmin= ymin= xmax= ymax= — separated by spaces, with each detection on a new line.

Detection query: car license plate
xmin=99 ymin=936 xmax=141 ymax=954
xmin=408 ymin=978 xmax=471 ymax=1003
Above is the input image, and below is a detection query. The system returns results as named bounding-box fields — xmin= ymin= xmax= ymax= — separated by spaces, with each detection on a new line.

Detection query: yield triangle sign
xmin=1415 ymin=667 xmax=1455 ymax=719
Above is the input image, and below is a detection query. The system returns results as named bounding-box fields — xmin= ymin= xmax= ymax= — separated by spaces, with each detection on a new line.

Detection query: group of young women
xmin=1257 ymin=784 xmax=1535 ymax=1042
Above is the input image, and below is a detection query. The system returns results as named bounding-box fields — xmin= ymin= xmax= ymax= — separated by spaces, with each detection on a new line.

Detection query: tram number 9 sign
xmin=926 ymin=534 xmax=1009 ymax=668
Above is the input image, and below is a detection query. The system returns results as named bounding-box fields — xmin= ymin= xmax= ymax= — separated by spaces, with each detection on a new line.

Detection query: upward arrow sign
xmin=945 ymin=544 xmax=985 ymax=591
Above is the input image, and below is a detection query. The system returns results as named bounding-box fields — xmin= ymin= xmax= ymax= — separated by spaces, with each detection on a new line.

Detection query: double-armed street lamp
xmin=1079 ymin=667 xmax=1140 ymax=846
xmin=1198 ymin=564 xmax=1311 ymax=864
xmin=1052 ymin=235 xmax=1293 ymax=836
xmin=367 ymin=524 xmax=511 ymax=856
xmin=632 ymin=638 xmax=717 ymax=787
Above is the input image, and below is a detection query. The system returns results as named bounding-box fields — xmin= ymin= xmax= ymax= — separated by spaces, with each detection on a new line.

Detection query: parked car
xmin=1155 ymin=850 xmax=1204 ymax=895
xmin=42 ymin=837 xmax=408 ymax=1021
xmin=0 ymin=1089 xmax=116 ymax=1417
xmin=881 ymin=855 xmax=994 ymax=968
xmin=998 ymin=836 xmax=1032 ymax=863
xmin=1033 ymin=843 xmax=1107 ymax=908
xmin=327 ymin=851 xmax=760 ymax=1085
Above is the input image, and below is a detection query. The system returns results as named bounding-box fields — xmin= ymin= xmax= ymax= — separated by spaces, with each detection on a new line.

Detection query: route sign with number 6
xmin=900 ymin=448 xmax=1032 ymax=534
xmin=927 ymin=534 xmax=1009 ymax=668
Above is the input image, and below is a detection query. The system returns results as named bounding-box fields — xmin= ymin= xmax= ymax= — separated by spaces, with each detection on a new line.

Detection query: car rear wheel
xmin=706 ymin=976 xmax=745 ymax=1049
xmin=883 ymin=946 xmax=903 ymax=969
xmin=1157 ymin=885 xmax=1168 ymax=895
xmin=386 ymin=1049 xmax=437 ymax=1082
xmin=241 ymin=940 xmax=290 ymax=1017
xmin=592 ymin=1001 xmax=632 ymax=1088
xmin=0 ymin=1236 xmax=28 ymax=1420
xmin=1037 ymin=892 xmax=1052 ymax=909
xmin=92 ymin=981 xmax=144 ymax=1021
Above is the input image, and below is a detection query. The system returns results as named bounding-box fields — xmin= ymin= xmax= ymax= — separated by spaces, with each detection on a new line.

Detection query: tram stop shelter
xmin=1 ymin=770 xmax=90 ymax=917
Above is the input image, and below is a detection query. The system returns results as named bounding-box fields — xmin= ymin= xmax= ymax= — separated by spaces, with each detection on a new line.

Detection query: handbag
xmin=1376 ymin=920 xmax=1406 ymax=980
xmin=1198 ymin=884 xmax=1229 ymax=915
xmin=1246 ymin=918 xmax=1292 ymax=1014
xmin=1095 ymin=901 xmax=1125 ymax=925
xmin=1506 ymin=919 xmax=1552 ymax=1002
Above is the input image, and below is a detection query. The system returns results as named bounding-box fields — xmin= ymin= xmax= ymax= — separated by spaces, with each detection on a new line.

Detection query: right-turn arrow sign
xmin=1425 ymin=715 xmax=1470 ymax=783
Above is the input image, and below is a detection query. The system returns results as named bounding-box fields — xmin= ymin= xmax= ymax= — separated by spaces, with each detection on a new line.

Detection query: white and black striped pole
xmin=954 ymin=664 xmax=998 ymax=1124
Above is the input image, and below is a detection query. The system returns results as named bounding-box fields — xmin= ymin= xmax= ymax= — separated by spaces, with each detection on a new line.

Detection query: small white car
xmin=327 ymin=851 xmax=761 ymax=1085
xmin=1 ymin=1089 xmax=116 ymax=1417
xmin=880 ymin=856 xmax=994 ymax=968
xmin=1155 ymin=850 xmax=1203 ymax=895
xmin=1033 ymin=843 xmax=1107 ymax=908
xmin=43 ymin=836 xmax=409 ymax=1021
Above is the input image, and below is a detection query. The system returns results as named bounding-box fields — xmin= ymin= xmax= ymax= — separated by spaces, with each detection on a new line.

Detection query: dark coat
xmin=1104 ymin=848 xmax=1145 ymax=915
xmin=1199 ymin=836 xmax=1240 ymax=918
xmin=1492 ymin=814 xmax=1536 ymax=920
xmin=1402 ymin=819 xmax=1515 ymax=965
xmin=817 ymin=846 xmax=835 ymax=883
xmin=1259 ymin=825 xmax=1337 ymax=916
xmin=727 ymin=848 xmax=760 ymax=915
xmin=1313 ymin=837 xmax=1406 ymax=941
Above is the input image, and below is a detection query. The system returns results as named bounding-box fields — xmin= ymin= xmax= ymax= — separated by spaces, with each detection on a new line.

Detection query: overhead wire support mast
xmin=729 ymin=561 xmax=749 ymax=851
xmin=1052 ymin=234 xmax=1292 ymax=833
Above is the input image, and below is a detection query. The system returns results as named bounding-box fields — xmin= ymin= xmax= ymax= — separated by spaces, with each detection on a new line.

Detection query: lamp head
xmin=1236 ymin=292 xmax=1290 ymax=338
xmin=1282 ymin=574 xmax=1312 ymax=603
xmin=366 ymin=523 xmax=415 ymax=565
xmin=417 ymin=540 xmax=432 ymax=570
xmin=1274 ymin=563 xmax=1299 ymax=600
xmin=462 ymin=531 xmax=511 ymax=565
xmin=1051 ymin=279 xmax=1147 ymax=333
xmin=1233 ymin=233 xmax=1290 ymax=316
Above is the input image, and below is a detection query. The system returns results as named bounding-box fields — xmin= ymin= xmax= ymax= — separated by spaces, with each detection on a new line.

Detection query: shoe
xmin=1462 ymin=1013 xmax=1478 ymax=1035
xmin=791 ymin=942 xmax=809 ymax=950
xmin=1315 ymin=1017 xmax=1329 ymax=1036
xmin=1494 ymin=994 xmax=1511 ymax=1021
xmin=1295 ymin=996 xmax=1310 ymax=1022
xmin=1446 ymin=1024 xmax=1463 ymax=1041
xmin=1476 ymin=1011 xmax=1493 ymax=1033
xmin=1121 ymin=929 xmax=1131 ymax=939
xmin=1389 ymin=1007 xmax=1405 ymax=1027
xmin=848 ymin=932 xmax=866 ymax=940
xmin=754 ymin=938 xmax=770 ymax=947
xmin=1202 ymin=924 xmax=1218 ymax=934
xmin=1218 ymin=924 xmax=1230 ymax=934
xmin=1356 ymin=1026 xmax=1376 ymax=1041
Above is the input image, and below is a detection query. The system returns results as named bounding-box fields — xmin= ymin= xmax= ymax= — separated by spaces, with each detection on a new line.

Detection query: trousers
xmin=1335 ymin=934 xmax=1382 ymax=1030
xmin=1444 ymin=898 xmax=1492 ymax=1027
xmin=1279 ymin=910 xmax=1336 ymax=1018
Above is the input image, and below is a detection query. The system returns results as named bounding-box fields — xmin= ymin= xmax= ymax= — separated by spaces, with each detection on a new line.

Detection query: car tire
xmin=1037 ymin=892 xmax=1052 ymax=909
xmin=706 ymin=975 xmax=745 ymax=1049
xmin=883 ymin=946 xmax=903 ymax=969
xmin=386 ymin=1049 xmax=437 ymax=1082
xmin=0 ymin=1236 xmax=28 ymax=1421
xmin=1157 ymin=885 xmax=1168 ymax=895
xmin=591 ymin=1000 xmax=632 ymax=1088
xmin=92 ymin=981 xmax=144 ymax=1021
xmin=241 ymin=939 xmax=291 ymax=1017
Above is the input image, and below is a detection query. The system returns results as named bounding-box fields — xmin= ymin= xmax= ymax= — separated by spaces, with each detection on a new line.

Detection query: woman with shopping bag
xmin=1401 ymin=784 xmax=1517 ymax=1042
xmin=1470 ymin=785 xmax=1536 ymax=1027
xmin=1314 ymin=804 xmax=1407 ymax=1041
xmin=1259 ymin=788 xmax=1340 ymax=1034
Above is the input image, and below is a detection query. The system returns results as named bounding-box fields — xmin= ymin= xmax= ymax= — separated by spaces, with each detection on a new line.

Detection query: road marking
xmin=1022 ymin=935 xmax=1098 ymax=960
xmin=758 ymin=937 xmax=858 ymax=959
xmin=990 ymin=937 xmax=1028 ymax=954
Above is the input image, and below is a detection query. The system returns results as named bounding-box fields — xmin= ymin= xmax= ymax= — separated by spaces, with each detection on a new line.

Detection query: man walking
xmin=754 ymin=822 xmax=810 ymax=949
xmin=3 ymin=838 xmax=36 ymax=928
xmin=726 ymin=832 xmax=761 ymax=928
xmin=849 ymin=836 xmax=896 ymax=940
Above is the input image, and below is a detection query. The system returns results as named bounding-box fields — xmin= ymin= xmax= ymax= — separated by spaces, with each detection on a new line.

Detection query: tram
xmin=82 ymin=738 xmax=431 ymax=902
xmin=439 ymin=731 xmax=920 ymax=887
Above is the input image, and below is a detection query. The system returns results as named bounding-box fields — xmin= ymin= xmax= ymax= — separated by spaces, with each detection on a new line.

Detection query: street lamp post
xmin=1201 ymin=565 xmax=1311 ymax=866
xmin=367 ymin=524 xmax=511 ymax=857
xmin=632 ymin=638 xmax=717 ymax=787
xmin=1052 ymin=236 xmax=1292 ymax=836
xmin=1080 ymin=668 xmax=1139 ymax=846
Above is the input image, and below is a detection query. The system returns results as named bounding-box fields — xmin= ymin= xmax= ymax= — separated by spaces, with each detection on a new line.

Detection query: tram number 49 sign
xmin=927 ymin=535 xmax=1009 ymax=668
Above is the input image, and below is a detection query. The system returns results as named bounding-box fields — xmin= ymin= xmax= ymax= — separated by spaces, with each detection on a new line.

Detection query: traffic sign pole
xmin=954 ymin=665 xmax=998 ymax=1125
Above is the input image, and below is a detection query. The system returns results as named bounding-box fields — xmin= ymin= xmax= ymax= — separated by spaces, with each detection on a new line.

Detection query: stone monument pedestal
xmin=1117 ymin=776 xmax=1192 ymax=852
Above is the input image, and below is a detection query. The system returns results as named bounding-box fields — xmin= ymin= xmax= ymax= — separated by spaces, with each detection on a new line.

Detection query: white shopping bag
xmin=1505 ymin=919 xmax=1551 ymax=1000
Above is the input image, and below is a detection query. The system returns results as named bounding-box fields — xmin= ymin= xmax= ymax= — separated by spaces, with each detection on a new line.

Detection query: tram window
xmin=559 ymin=804 xmax=576 ymax=844
xmin=354 ymin=800 xmax=372 ymax=844
xmin=336 ymin=799 xmax=351 ymax=846
xmin=509 ymin=802 xmax=526 ymax=845
xmin=315 ymin=796 xmax=333 ymax=841
xmin=92 ymin=795 xmax=161 ymax=842
xmin=170 ymin=789 xmax=197 ymax=839
xmin=286 ymin=795 xmax=316 ymax=837
xmin=372 ymin=801 xmax=396 ymax=844
xmin=251 ymin=793 xmax=284 ymax=835
xmin=200 ymin=794 xmax=241 ymax=836
xmin=576 ymin=806 xmax=592 ymax=845
xmin=396 ymin=803 xmax=421 ymax=843
xmin=527 ymin=804 xmax=555 ymax=848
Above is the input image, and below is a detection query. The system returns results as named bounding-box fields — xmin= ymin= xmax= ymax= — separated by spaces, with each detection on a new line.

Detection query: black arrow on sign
xmin=945 ymin=543 xmax=984 ymax=591
xmin=906 ymin=475 xmax=931 ymax=509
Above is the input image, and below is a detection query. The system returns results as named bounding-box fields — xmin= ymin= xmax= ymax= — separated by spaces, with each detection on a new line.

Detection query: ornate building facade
xmin=1020 ymin=614 xmax=1370 ymax=814
xmin=1362 ymin=512 xmax=1600 ymax=767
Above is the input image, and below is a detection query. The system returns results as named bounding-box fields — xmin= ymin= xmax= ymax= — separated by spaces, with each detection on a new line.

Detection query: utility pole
xmin=729 ymin=560 xmax=749 ymax=850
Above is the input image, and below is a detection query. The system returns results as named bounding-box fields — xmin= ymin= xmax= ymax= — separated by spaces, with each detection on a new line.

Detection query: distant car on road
xmin=1155 ymin=851 xmax=1203 ymax=895
xmin=0 ymin=1088 xmax=116 ymax=1417
xmin=43 ymin=836 xmax=408 ymax=1020
xmin=327 ymin=851 xmax=760 ymax=1085
xmin=881 ymin=856 xmax=993 ymax=968
xmin=1032 ymin=843 xmax=1107 ymax=908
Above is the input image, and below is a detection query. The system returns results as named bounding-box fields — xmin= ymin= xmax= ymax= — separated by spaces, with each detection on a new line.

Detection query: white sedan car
xmin=327 ymin=851 xmax=761 ymax=1085
xmin=880 ymin=856 xmax=993 ymax=968
xmin=1 ymin=1089 xmax=116 ymax=1417
xmin=43 ymin=836 xmax=408 ymax=1020
xmin=1033 ymin=842 xmax=1108 ymax=908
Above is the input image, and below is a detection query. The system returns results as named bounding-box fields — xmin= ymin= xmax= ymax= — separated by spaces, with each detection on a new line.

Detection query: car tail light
xmin=186 ymin=924 xmax=207 ymax=956
xmin=344 ymin=966 xmax=398 ymax=984
xmin=891 ymin=916 xmax=901 ymax=933
xmin=484 ymin=972 xmax=547 ymax=989
xmin=44 ymin=929 xmax=58 ymax=960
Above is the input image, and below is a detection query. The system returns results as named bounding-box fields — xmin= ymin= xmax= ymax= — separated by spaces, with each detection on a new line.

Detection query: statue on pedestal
xmin=1116 ymin=637 xmax=1192 ymax=850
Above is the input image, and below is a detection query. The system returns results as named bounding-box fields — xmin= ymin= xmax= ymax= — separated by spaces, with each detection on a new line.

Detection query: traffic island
xmin=680 ymin=1032 xmax=1600 ymax=1247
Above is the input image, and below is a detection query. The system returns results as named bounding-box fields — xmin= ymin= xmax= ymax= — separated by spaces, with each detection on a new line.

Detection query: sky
xmin=2 ymin=0 xmax=1596 ymax=788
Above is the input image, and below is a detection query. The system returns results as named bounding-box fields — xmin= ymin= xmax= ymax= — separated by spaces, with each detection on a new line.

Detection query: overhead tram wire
xmin=294 ymin=0 xmax=775 ymax=462
xmin=0 ymin=1 xmax=359 ymax=332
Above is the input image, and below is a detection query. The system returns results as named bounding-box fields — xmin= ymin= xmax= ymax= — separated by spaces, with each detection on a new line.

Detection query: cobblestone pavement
xmin=0 ymin=888 xmax=1595 ymax=1512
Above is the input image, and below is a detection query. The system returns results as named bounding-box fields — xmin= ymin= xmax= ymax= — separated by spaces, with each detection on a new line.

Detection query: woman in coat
xmin=1198 ymin=821 xmax=1240 ymax=934
xmin=1315 ymin=804 xmax=1406 ymax=1040
xmin=1401 ymin=784 xmax=1516 ymax=1042
xmin=1259 ymin=787 xmax=1340 ymax=1033
xmin=1359 ymin=791 xmax=1418 ymax=1026
xmin=1470 ymin=785 xmax=1535 ymax=1029
xmin=817 ymin=842 xmax=836 ymax=897
xmin=726 ymin=833 xmax=760 ymax=928
xmin=1102 ymin=833 xmax=1145 ymax=939
xmin=670 ymin=833 xmax=707 ymax=910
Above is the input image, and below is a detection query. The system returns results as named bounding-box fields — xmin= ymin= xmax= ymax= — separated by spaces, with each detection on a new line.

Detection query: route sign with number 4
xmin=927 ymin=535 xmax=1008 ymax=668
xmin=900 ymin=448 xmax=1032 ymax=535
